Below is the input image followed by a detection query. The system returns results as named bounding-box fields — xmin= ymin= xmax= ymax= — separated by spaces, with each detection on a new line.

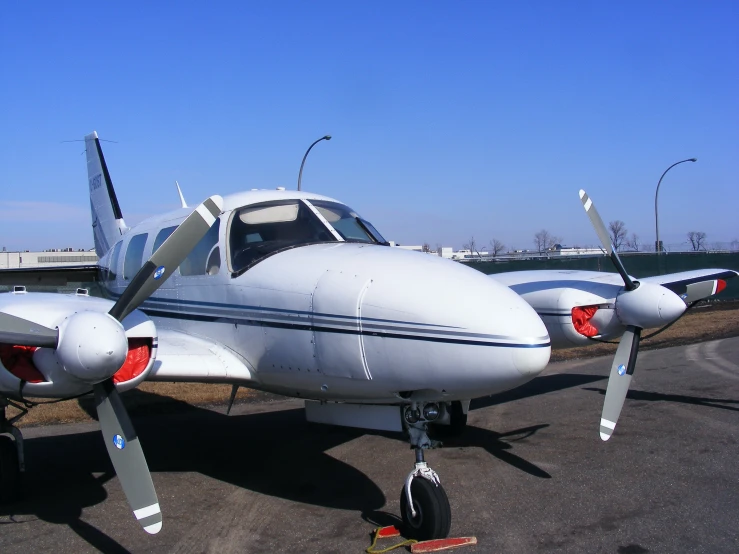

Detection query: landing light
xmin=423 ymin=403 xmax=440 ymax=421
xmin=404 ymin=407 xmax=420 ymax=424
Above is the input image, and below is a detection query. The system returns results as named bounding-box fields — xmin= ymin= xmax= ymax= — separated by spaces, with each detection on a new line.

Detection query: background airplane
xmin=0 ymin=133 xmax=735 ymax=541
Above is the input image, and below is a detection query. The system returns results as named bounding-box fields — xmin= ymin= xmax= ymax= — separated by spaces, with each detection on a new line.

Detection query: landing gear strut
xmin=0 ymin=396 xmax=25 ymax=503
xmin=400 ymin=403 xmax=451 ymax=540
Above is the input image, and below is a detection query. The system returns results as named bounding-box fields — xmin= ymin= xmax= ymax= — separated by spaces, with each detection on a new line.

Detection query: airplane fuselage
xmin=98 ymin=190 xmax=551 ymax=404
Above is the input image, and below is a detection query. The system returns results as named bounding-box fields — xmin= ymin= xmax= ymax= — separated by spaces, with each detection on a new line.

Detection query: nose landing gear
xmin=400 ymin=404 xmax=452 ymax=540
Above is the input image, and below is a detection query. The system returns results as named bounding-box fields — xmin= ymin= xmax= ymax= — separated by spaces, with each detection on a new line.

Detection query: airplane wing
xmin=640 ymin=269 xmax=738 ymax=303
xmin=492 ymin=267 xmax=738 ymax=348
xmin=147 ymin=328 xmax=255 ymax=384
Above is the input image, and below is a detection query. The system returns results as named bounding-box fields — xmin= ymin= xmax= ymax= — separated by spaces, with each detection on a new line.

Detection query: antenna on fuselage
xmin=175 ymin=181 xmax=188 ymax=208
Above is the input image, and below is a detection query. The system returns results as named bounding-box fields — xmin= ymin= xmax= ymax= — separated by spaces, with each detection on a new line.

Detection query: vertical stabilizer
xmin=85 ymin=131 xmax=128 ymax=256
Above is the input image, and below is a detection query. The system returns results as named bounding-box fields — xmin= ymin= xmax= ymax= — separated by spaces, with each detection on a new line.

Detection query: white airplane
xmin=0 ymin=133 xmax=735 ymax=541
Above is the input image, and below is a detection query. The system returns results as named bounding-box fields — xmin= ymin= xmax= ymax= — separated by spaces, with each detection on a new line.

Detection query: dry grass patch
xmin=12 ymin=383 xmax=258 ymax=428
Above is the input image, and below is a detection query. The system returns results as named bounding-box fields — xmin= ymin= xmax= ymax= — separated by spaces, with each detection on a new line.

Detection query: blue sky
xmin=1 ymin=1 xmax=737 ymax=252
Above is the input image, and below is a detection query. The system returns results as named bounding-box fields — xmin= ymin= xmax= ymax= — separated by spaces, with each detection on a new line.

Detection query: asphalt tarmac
xmin=1 ymin=337 xmax=738 ymax=553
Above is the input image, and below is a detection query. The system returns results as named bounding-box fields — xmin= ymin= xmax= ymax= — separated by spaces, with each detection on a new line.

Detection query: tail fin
xmin=85 ymin=131 xmax=128 ymax=256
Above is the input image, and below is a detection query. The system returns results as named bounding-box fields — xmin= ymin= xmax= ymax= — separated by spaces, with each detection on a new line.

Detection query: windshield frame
xmin=305 ymin=199 xmax=388 ymax=245
xmin=226 ymin=198 xmax=389 ymax=277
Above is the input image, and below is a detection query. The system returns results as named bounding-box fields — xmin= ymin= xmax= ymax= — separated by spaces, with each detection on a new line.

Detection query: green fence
xmin=464 ymin=252 xmax=739 ymax=301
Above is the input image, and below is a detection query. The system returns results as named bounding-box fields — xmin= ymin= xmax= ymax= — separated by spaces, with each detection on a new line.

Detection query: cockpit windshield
xmin=308 ymin=200 xmax=387 ymax=244
xmin=228 ymin=198 xmax=388 ymax=275
xmin=229 ymin=200 xmax=335 ymax=274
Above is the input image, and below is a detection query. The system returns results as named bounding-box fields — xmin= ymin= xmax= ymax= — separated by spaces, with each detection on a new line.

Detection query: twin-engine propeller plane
xmin=0 ymin=132 xmax=735 ymax=541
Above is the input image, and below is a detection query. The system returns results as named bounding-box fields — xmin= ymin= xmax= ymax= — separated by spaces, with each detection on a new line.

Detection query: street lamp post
xmin=654 ymin=158 xmax=697 ymax=253
xmin=297 ymin=135 xmax=332 ymax=191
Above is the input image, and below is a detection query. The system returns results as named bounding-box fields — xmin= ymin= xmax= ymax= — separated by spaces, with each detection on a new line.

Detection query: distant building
xmin=0 ymin=249 xmax=98 ymax=269
xmin=549 ymin=244 xmax=605 ymax=256
xmin=388 ymin=243 xmax=438 ymax=255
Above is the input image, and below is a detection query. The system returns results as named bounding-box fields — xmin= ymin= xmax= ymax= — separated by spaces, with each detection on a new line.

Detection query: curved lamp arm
xmin=654 ymin=157 xmax=697 ymax=253
xmin=297 ymin=135 xmax=332 ymax=191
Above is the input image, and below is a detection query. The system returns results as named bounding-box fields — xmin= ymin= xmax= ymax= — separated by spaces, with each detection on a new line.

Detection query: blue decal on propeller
xmin=618 ymin=364 xmax=626 ymax=376
xmin=113 ymin=434 xmax=126 ymax=449
xmin=153 ymin=266 xmax=166 ymax=280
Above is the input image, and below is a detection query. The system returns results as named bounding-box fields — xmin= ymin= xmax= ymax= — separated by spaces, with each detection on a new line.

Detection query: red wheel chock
xmin=367 ymin=525 xmax=477 ymax=553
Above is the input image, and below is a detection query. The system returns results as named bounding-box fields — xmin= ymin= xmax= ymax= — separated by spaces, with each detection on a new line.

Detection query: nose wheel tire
xmin=0 ymin=435 xmax=20 ymax=503
xmin=400 ymin=476 xmax=451 ymax=540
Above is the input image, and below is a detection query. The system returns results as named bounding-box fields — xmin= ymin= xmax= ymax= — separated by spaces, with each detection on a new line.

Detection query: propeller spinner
xmin=0 ymin=195 xmax=223 ymax=533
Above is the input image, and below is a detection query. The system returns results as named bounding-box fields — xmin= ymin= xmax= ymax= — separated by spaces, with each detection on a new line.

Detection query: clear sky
xmin=1 ymin=1 xmax=737 ymax=252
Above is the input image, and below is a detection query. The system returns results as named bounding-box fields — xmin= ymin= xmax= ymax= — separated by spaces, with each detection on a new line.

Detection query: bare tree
xmin=731 ymin=239 xmax=739 ymax=252
xmin=533 ymin=229 xmax=561 ymax=253
xmin=687 ymin=231 xmax=707 ymax=251
xmin=489 ymin=239 xmax=505 ymax=257
xmin=422 ymin=243 xmax=431 ymax=253
xmin=625 ymin=233 xmax=641 ymax=252
xmin=608 ymin=220 xmax=627 ymax=251
xmin=462 ymin=236 xmax=479 ymax=256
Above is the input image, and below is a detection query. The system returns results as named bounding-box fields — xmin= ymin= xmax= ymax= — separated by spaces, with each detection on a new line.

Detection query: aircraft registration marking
xmin=89 ymin=173 xmax=102 ymax=191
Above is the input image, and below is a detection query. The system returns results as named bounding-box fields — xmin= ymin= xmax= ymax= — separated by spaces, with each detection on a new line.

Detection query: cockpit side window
xmin=152 ymin=226 xmax=177 ymax=254
xmin=123 ymin=233 xmax=148 ymax=280
xmin=228 ymin=200 xmax=335 ymax=274
xmin=180 ymin=219 xmax=221 ymax=277
xmin=308 ymin=200 xmax=387 ymax=244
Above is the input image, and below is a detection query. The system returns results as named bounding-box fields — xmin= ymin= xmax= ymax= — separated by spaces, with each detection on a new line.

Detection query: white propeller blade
xmin=579 ymin=190 xmax=636 ymax=291
xmin=599 ymin=326 xmax=640 ymax=441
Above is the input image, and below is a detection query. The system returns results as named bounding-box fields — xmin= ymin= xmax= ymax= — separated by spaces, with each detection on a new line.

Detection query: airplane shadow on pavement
xmin=584 ymin=387 xmax=739 ymax=412
xmin=1 ymin=373 xmax=607 ymax=549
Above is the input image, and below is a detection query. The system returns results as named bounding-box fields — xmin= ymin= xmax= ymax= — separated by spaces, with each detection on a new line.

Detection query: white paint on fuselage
xmin=100 ymin=192 xmax=551 ymax=404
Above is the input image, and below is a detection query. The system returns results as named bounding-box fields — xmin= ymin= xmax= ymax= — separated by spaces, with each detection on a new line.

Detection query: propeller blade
xmin=578 ymin=190 xmax=637 ymax=291
xmin=109 ymin=195 xmax=223 ymax=322
xmin=0 ymin=312 xmax=58 ymax=347
xmin=94 ymin=379 xmax=162 ymax=534
xmin=600 ymin=326 xmax=641 ymax=441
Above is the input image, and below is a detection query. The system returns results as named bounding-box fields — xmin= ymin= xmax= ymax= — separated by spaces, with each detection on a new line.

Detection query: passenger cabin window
xmin=123 ymin=233 xmax=148 ymax=280
xmin=229 ymin=200 xmax=334 ymax=274
xmin=180 ymin=219 xmax=221 ymax=276
xmin=107 ymin=241 xmax=123 ymax=281
xmin=309 ymin=200 xmax=387 ymax=244
xmin=152 ymin=226 xmax=177 ymax=254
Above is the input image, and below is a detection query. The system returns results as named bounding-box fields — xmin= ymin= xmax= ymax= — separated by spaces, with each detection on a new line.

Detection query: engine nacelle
xmin=0 ymin=292 xmax=157 ymax=398
xmin=514 ymin=284 xmax=625 ymax=348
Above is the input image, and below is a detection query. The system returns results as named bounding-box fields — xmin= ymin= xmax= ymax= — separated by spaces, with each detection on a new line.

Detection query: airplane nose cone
xmin=512 ymin=344 xmax=552 ymax=377
xmin=353 ymin=248 xmax=550 ymax=396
